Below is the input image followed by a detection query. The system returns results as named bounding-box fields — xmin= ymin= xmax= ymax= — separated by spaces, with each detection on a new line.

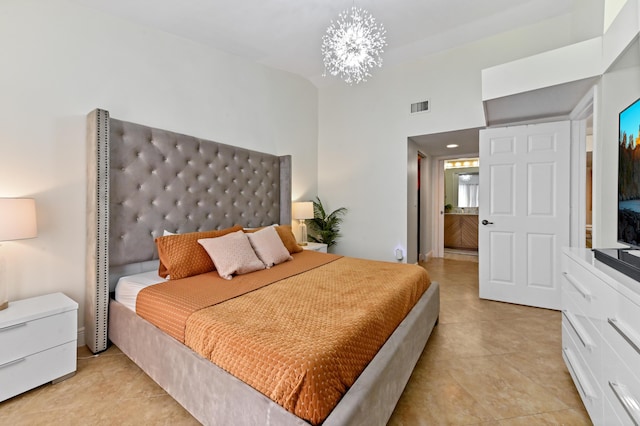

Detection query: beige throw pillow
xmin=198 ymin=231 xmax=265 ymax=280
xmin=246 ymin=225 xmax=293 ymax=268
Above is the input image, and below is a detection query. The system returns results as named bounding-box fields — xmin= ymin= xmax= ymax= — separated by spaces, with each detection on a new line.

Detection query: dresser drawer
xmin=562 ymin=257 xmax=602 ymax=319
xmin=562 ymin=323 xmax=603 ymax=424
xmin=601 ymin=291 xmax=640 ymax=379
xmin=0 ymin=310 xmax=77 ymax=365
xmin=603 ymin=395 xmax=625 ymax=425
xmin=601 ymin=339 xmax=640 ymax=425
xmin=562 ymin=296 xmax=601 ymax=369
xmin=0 ymin=340 xmax=76 ymax=402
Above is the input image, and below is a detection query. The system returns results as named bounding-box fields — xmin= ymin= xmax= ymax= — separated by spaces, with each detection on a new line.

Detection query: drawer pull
xmin=0 ymin=357 xmax=26 ymax=370
xmin=563 ymin=347 xmax=597 ymax=400
xmin=563 ymin=311 xmax=594 ymax=351
xmin=0 ymin=322 xmax=27 ymax=332
xmin=562 ymin=272 xmax=592 ymax=301
xmin=609 ymin=382 xmax=640 ymax=426
xmin=608 ymin=318 xmax=640 ymax=356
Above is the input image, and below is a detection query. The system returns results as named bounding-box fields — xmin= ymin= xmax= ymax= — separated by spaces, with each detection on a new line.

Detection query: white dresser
xmin=561 ymin=248 xmax=640 ymax=425
xmin=0 ymin=292 xmax=78 ymax=402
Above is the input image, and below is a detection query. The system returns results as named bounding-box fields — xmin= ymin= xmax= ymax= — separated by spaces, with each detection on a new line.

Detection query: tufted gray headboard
xmin=86 ymin=109 xmax=292 ymax=353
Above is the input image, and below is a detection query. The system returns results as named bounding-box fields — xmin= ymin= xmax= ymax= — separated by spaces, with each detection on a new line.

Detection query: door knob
xmin=481 ymin=219 xmax=493 ymax=225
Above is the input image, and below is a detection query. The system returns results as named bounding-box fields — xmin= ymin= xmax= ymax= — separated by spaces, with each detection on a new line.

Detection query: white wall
xmin=604 ymin=0 xmax=629 ymax=31
xmin=592 ymin=0 xmax=640 ymax=247
xmin=595 ymin=38 xmax=640 ymax=247
xmin=318 ymin=13 xmax=591 ymax=262
xmin=0 ymin=0 xmax=318 ymax=337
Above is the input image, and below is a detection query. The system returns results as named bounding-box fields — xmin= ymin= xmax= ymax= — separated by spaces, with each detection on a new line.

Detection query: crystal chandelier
xmin=321 ymin=6 xmax=387 ymax=85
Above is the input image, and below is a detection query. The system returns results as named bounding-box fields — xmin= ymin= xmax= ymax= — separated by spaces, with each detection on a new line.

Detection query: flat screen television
xmin=617 ymin=97 xmax=640 ymax=246
xmin=594 ymin=97 xmax=640 ymax=280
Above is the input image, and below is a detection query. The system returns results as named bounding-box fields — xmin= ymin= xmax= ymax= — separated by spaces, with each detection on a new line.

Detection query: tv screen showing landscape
xmin=618 ymin=97 xmax=640 ymax=247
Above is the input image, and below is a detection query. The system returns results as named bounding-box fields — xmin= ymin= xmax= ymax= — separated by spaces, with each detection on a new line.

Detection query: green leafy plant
xmin=307 ymin=196 xmax=347 ymax=249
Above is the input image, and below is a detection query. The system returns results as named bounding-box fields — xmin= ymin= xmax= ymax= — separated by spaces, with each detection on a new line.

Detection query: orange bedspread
xmin=136 ymin=251 xmax=340 ymax=342
xmin=138 ymin=252 xmax=431 ymax=425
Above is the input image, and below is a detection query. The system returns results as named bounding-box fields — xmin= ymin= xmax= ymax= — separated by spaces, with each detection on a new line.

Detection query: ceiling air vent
xmin=411 ymin=100 xmax=430 ymax=114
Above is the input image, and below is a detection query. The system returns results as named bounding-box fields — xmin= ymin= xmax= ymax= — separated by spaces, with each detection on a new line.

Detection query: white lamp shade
xmin=0 ymin=198 xmax=37 ymax=241
xmin=292 ymin=202 xmax=314 ymax=220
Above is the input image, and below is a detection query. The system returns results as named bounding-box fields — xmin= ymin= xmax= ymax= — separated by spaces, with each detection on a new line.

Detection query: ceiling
xmin=74 ymin=0 xmax=576 ymax=86
xmin=74 ymin=0 xmax=602 ymax=157
xmin=410 ymin=128 xmax=480 ymax=157
xmin=484 ymin=77 xmax=600 ymax=127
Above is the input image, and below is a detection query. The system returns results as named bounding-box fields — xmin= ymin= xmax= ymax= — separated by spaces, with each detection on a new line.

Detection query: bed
xmin=85 ymin=108 xmax=440 ymax=425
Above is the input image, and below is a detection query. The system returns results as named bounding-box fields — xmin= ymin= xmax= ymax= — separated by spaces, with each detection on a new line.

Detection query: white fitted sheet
xmin=115 ymin=270 xmax=166 ymax=312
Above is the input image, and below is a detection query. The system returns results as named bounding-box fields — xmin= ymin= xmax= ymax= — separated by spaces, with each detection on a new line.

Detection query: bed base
xmin=109 ymin=281 xmax=439 ymax=425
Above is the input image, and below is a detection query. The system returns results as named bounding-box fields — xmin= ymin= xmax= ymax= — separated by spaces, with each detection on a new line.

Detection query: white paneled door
xmin=479 ymin=121 xmax=570 ymax=310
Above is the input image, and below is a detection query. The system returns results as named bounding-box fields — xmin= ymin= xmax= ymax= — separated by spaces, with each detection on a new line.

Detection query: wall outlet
xmin=395 ymin=248 xmax=404 ymax=260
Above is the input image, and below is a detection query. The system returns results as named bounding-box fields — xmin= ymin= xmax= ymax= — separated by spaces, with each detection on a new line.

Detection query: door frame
xmin=569 ymin=86 xmax=596 ymax=248
xmin=431 ymin=152 xmax=479 ymax=258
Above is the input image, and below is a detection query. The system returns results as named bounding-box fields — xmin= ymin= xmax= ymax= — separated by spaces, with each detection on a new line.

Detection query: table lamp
xmin=292 ymin=201 xmax=314 ymax=246
xmin=0 ymin=198 xmax=37 ymax=310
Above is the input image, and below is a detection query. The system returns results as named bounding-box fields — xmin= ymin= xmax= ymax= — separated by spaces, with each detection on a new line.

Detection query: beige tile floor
xmin=0 ymin=258 xmax=591 ymax=425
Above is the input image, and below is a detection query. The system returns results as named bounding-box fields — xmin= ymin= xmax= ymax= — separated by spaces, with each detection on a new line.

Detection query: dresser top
xmin=564 ymin=247 xmax=640 ymax=305
xmin=0 ymin=292 xmax=78 ymax=328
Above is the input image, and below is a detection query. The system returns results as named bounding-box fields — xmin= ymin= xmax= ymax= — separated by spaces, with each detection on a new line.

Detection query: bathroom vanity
xmin=444 ymin=213 xmax=478 ymax=250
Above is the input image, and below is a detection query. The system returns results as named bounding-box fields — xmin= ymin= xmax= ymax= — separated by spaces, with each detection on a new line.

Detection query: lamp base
xmin=0 ymin=301 xmax=7 ymax=311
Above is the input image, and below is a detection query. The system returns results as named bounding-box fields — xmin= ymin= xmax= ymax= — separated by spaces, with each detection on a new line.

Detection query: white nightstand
xmin=302 ymin=242 xmax=328 ymax=253
xmin=0 ymin=292 xmax=78 ymax=402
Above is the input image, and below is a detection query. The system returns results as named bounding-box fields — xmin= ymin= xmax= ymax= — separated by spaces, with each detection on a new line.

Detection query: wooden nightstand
xmin=0 ymin=292 xmax=78 ymax=402
xmin=302 ymin=242 xmax=328 ymax=253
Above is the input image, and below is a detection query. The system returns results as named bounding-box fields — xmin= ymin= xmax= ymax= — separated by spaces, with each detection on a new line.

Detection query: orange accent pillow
xmin=156 ymin=225 xmax=243 ymax=279
xmin=274 ymin=225 xmax=303 ymax=254
xmin=244 ymin=225 xmax=303 ymax=254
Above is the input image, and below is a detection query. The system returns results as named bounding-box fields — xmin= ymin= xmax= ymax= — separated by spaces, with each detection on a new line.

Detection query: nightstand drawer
xmin=0 ymin=310 xmax=76 ymax=365
xmin=0 ymin=340 xmax=76 ymax=402
xmin=302 ymin=243 xmax=327 ymax=253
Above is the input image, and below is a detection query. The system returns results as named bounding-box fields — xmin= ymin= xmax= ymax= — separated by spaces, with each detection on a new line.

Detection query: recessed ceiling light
xmin=446 ymin=144 xmax=458 ymax=148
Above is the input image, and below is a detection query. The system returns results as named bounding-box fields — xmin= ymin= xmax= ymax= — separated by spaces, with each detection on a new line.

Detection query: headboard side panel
xmin=109 ymin=119 xmax=283 ymax=267
xmin=279 ymin=156 xmax=292 ymax=226
xmin=86 ymin=108 xmax=110 ymax=354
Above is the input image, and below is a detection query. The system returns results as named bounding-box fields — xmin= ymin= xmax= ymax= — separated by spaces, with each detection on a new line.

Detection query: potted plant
xmin=307 ymin=197 xmax=347 ymax=249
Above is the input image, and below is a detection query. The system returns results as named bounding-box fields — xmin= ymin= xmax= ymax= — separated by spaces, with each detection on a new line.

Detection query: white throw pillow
xmin=246 ymin=225 xmax=293 ymax=268
xmin=198 ymin=231 xmax=265 ymax=280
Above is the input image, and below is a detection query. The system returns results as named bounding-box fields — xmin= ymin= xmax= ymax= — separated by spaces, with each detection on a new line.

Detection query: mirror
xmin=444 ymin=158 xmax=479 ymax=214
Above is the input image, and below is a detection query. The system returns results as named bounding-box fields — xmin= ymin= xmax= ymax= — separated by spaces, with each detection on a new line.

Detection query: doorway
xmin=408 ymin=128 xmax=481 ymax=260
xmin=443 ymin=158 xmax=479 ymax=261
